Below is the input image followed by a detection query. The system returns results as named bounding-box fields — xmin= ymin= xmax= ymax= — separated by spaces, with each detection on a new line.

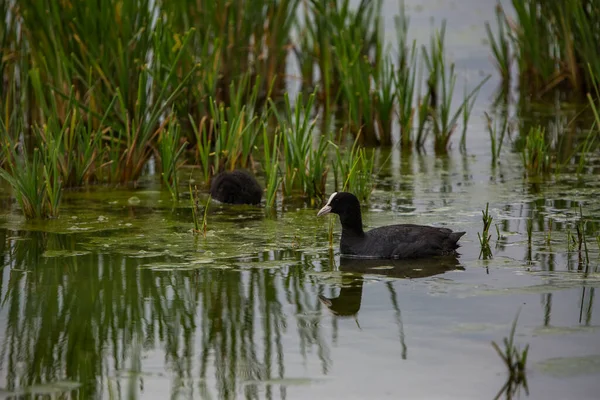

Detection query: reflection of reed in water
xmin=319 ymin=256 xmax=463 ymax=359
xmin=0 ymin=231 xmax=329 ymax=400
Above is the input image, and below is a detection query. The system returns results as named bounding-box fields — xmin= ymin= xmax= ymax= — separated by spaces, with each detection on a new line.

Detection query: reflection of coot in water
xmin=319 ymin=256 xmax=463 ymax=317
xmin=210 ymin=170 xmax=262 ymax=205
xmin=317 ymin=192 xmax=466 ymax=259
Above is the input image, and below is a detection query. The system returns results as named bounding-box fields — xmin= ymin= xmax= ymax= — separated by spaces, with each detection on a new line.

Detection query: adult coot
xmin=210 ymin=170 xmax=262 ymax=205
xmin=317 ymin=192 xmax=466 ymax=259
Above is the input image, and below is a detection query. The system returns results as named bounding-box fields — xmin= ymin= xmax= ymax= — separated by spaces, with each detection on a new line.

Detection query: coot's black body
xmin=317 ymin=192 xmax=466 ymax=259
xmin=210 ymin=170 xmax=262 ymax=205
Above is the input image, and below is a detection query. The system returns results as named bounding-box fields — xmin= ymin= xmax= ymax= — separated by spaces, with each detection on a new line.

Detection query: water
xmin=1 ymin=1 xmax=600 ymax=399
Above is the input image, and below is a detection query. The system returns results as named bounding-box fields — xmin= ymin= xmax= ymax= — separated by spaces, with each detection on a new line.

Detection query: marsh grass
xmin=422 ymin=22 xmax=490 ymax=153
xmin=522 ymin=126 xmax=551 ymax=176
xmin=263 ymin=130 xmax=282 ymax=211
xmin=485 ymin=5 xmax=511 ymax=86
xmin=490 ymin=1 xmax=600 ymax=96
xmin=334 ymin=33 xmax=379 ymax=146
xmin=29 ymin=71 xmax=116 ymax=187
xmin=328 ymin=215 xmax=335 ymax=248
xmin=478 ymin=203 xmax=493 ymax=259
xmin=330 ymin=133 xmax=377 ymax=203
xmin=394 ymin=2 xmax=418 ymax=151
xmin=492 ymin=311 xmax=530 ymax=400
xmin=202 ymin=194 xmax=211 ymax=238
xmin=158 ymin=118 xmax=187 ymax=201
xmin=305 ymin=0 xmax=382 ymax=122
xmin=485 ymin=111 xmax=510 ymax=165
xmin=0 ymin=143 xmax=60 ymax=219
xmin=271 ymin=91 xmax=328 ymax=203
xmin=189 ymin=184 xmax=201 ymax=234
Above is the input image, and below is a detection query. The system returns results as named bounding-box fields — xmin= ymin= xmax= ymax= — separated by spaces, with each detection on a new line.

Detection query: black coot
xmin=210 ymin=170 xmax=262 ymax=205
xmin=317 ymin=192 xmax=466 ymax=259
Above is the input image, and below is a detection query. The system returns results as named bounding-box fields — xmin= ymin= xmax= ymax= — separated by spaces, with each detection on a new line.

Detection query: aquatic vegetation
xmin=394 ymin=4 xmax=419 ymax=151
xmin=485 ymin=111 xmax=510 ymax=166
xmin=263 ymin=130 xmax=282 ymax=211
xmin=301 ymin=0 xmax=382 ymax=120
xmin=158 ymin=118 xmax=187 ymax=201
xmin=0 ymin=0 xmax=509 ymax=219
xmin=271 ymin=91 xmax=328 ymax=202
xmin=489 ymin=1 xmax=600 ymax=96
xmin=208 ymin=99 xmax=260 ymax=175
xmin=202 ymin=194 xmax=211 ymax=238
xmin=29 ymin=73 xmax=114 ymax=188
xmin=0 ymin=143 xmax=61 ymax=219
xmin=492 ymin=311 xmax=530 ymax=400
xmin=328 ymin=215 xmax=335 ymax=248
xmin=478 ymin=203 xmax=493 ymax=259
xmin=422 ymin=22 xmax=490 ymax=153
xmin=330 ymin=134 xmax=377 ymax=204
xmin=522 ymin=126 xmax=551 ymax=176
xmin=189 ymin=184 xmax=201 ymax=233
xmin=485 ymin=5 xmax=511 ymax=86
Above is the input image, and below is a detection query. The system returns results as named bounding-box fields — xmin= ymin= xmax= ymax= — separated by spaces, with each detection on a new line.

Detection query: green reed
xmin=306 ymin=0 xmax=382 ymax=116
xmin=522 ymin=126 xmax=551 ymax=176
xmin=485 ymin=111 xmax=510 ymax=165
xmin=374 ymin=58 xmax=397 ymax=146
xmin=0 ymin=94 xmax=64 ymax=219
xmin=190 ymin=116 xmax=210 ymax=184
xmin=490 ymin=1 xmax=600 ymax=96
xmin=158 ymin=118 xmax=187 ymax=201
xmin=422 ymin=22 xmax=489 ymax=153
xmin=0 ymin=141 xmax=61 ymax=219
xmin=334 ymin=32 xmax=378 ymax=146
xmin=485 ymin=5 xmax=511 ymax=85
xmin=330 ymin=133 xmax=377 ymax=203
xmin=328 ymin=215 xmax=335 ymax=248
xmin=478 ymin=202 xmax=493 ymax=259
xmin=167 ymin=0 xmax=299 ymax=103
xmin=189 ymin=184 xmax=201 ymax=233
xmin=394 ymin=1 xmax=416 ymax=151
xmin=206 ymin=99 xmax=259 ymax=175
xmin=271 ymin=91 xmax=328 ymax=202
xmin=202 ymin=194 xmax=211 ymax=238
xmin=492 ymin=311 xmax=529 ymax=400
xmin=30 ymin=71 xmax=118 ymax=187
xmin=263 ymin=129 xmax=282 ymax=210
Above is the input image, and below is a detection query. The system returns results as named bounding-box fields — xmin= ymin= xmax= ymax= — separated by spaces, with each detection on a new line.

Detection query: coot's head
xmin=317 ymin=192 xmax=364 ymax=235
xmin=317 ymin=192 xmax=361 ymax=217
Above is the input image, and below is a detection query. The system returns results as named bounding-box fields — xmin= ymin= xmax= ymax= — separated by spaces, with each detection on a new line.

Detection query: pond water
xmin=1 ymin=0 xmax=600 ymax=399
